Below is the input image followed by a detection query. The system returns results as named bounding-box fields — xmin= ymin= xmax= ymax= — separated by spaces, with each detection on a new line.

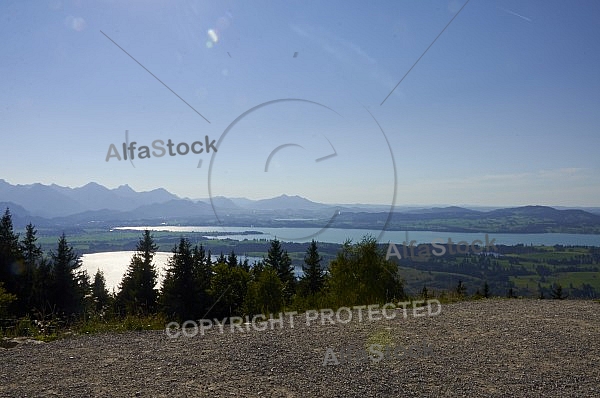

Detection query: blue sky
xmin=1 ymin=0 xmax=599 ymax=206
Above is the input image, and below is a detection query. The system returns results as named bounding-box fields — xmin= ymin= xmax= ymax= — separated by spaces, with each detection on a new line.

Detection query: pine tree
xmin=91 ymin=269 xmax=111 ymax=313
xmin=137 ymin=230 xmax=159 ymax=313
xmin=192 ymin=244 xmax=212 ymax=315
xmin=421 ymin=284 xmax=429 ymax=300
xmin=19 ymin=223 xmax=42 ymax=313
xmin=537 ymin=283 xmax=545 ymax=299
xmin=265 ymin=239 xmax=295 ymax=302
xmin=239 ymin=257 xmax=250 ymax=272
xmin=20 ymin=223 xmax=42 ymax=268
xmin=0 ymin=281 xmax=16 ymax=317
xmin=227 ymin=250 xmax=238 ymax=268
xmin=117 ymin=230 xmax=159 ymax=315
xmin=31 ymin=257 xmax=53 ymax=315
xmin=49 ymin=234 xmax=87 ymax=316
xmin=551 ymin=283 xmax=567 ymax=300
xmin=251 ymin=260 xmax=265 ymax=280
xmin=299 ymin=240 xmax=325 ymax=296
xmin=0 ymin=208 xmax=22 ymax=301
xmin=483 ymin=281 xmax=490 ymax=298
xmin=161 ymin=238 xmax=212 ymax=321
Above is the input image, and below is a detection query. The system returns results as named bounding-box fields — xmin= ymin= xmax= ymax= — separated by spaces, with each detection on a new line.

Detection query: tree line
xmin=0 ymin=208 xmax=405 ymax=324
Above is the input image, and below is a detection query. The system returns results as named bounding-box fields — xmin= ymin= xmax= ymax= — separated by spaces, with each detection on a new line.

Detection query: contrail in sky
xmin=499 ymin=7 xmax=532 ymax=22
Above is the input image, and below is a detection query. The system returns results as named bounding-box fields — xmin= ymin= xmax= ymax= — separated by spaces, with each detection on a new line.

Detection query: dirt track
xmin=1 ymin=299 xmax=599 ymax=397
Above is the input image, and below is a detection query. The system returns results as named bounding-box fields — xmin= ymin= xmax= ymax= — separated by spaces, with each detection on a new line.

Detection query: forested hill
xmin=331 ymin=205 xmax=600 ymax=234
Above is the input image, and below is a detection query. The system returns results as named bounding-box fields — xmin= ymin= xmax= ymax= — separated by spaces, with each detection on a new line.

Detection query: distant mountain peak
xmin=115 ymin=184 xmax=136 ymax=193
xmin=148 ymin=187 xmax=171 ymax=193
xmin=82 ymin=181 xmax=104 ymax=188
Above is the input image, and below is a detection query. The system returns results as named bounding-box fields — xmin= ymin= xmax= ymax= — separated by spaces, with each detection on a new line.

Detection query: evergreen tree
xmin=0 ymin=208 xmax=22 ymax=301
xmin=0 ymin=281 xmax=16 ymax=318
xmin=483 ymin=281 xmax=490 ymax=298
xmin=421 ymin=284 xmax=429 ymax=301
xmin=20 ymin=223 xmax=42 ymax=268
xmin=31 ymin=257 xmax=53 ymax=316
xmin=227 ymin=250 xmax=238 ymax=268
xmin=537 ymin=283 xmax=545 ymax=299
xmin=251 ymin=260 xmax=265 ymax=280
xmin=192 ymin=244 xmax=213 ymax=316
xmin=49 ymin=234 xmax=87 ymax=316
xmin=265 ymin=239 xmax=295 ymax=302
xmin=298 ymin=240 xmax=325 ymax=296
xmin=551 ymin=283 xmax=567 ymax=300
xmin=91 ymin=269 xmax=111 ymax=313
xmin=161 ymin=238 xmax=211 ymax=321
xmin=19 ymin=223 xmax=43 ymax=313
xmin=117 ymin=230 xmax=159 ymax=315
xmin=239 ymin=257 xmax=250 ymax=272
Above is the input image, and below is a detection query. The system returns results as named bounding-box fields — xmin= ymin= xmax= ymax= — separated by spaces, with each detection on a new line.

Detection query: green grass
xmin=1 ymin=314 xmax=168 ymax=342
xmin=551 ymin=272 xmax=600 ymax=288
xmin=76 ymin=314 xmax=167 ymax=335
xmin=510 ymin=271 xmax=600 ymax=296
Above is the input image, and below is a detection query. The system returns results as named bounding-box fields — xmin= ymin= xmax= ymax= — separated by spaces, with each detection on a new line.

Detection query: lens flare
xmin=207 ymin=29 xmax=218 ymax=43
xmin=65 ymin=15 xmax=86 ymax=32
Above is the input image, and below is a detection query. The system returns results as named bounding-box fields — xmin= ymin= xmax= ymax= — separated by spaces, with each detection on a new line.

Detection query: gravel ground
xmin=1 ymin=299 xmax=599 ymax=397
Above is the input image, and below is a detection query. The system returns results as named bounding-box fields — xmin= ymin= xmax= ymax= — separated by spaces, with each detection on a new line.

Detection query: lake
xmin=113 ymin=226 xmax=600 ymax=246
xmin=81 ymin=251 xmax=263 ymax=292
xmin=86 ymin=226 xmax=600 ymax=292
xmin=80 ymin=251 xmax=172 ymax=292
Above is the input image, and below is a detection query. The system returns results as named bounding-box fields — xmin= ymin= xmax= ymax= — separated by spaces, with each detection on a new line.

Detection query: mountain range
xmin=1 ymin=180 xmax=600 ymax=233
xmin=0 ymin=180 xmax=340 ymax=226
xmin=0 ymin=179 xmax=177 ymax=217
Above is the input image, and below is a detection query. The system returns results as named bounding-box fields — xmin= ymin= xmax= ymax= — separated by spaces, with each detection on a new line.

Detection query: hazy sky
xmin=2 ymin=0 xmax=599 ymax=207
